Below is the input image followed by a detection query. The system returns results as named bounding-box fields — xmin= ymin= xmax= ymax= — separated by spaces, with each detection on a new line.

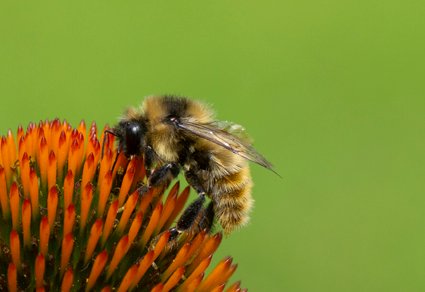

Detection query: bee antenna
xmin=101 ymin=129 xmax=122 ymax=173
xmin=101 ymin=129 xmax=119 ymax=159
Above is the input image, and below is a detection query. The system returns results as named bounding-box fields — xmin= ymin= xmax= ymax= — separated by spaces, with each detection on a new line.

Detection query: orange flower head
xmin=0 ymin=119 xmax=246 ymax=291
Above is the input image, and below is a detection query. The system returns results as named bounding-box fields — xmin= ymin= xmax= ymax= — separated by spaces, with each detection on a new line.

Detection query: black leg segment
xmin=184 ymin=170 xmax=207 ymax=195
xmin=176 ymin=194 xmax=205 ymax=231
xmin=198 ymin=201 xmax=215 ymax=232
xmin=148 ymin=163 xmax=180 ymax=188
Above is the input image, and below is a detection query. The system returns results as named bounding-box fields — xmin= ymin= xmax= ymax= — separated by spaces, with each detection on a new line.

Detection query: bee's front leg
xmin=148 ymin=162 xmax=180 ymax=188
xmin=144 ymin=145 xmax=158 ymax=176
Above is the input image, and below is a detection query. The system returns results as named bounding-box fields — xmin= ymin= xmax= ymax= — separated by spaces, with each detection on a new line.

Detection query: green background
xmin=1 ymin=1 xmax=424 ymax=291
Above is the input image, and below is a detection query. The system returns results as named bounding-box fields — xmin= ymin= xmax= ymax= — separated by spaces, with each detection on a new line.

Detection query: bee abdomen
xmin=213 ymin=167 xmax=253 ymax=235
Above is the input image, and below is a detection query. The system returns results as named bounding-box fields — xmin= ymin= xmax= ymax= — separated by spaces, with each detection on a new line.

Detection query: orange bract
xmin=0 ymin=119 xmax=246 ymax=291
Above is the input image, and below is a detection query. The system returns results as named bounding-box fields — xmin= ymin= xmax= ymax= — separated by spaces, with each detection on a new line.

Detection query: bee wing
xmin=176 ymin=120 xmax=274 ymax=170
xmin=209 ymin=120 xmax=253 ymax=143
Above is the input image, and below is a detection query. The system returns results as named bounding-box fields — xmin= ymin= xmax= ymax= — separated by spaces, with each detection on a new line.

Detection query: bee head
xmin=116 ymin=119 xmax=146 ymax=156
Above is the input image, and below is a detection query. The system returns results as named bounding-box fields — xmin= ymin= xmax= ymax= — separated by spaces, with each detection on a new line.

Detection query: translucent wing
xmin=209 ymin=121 xmax=253 ymax=143
xmin=176 ymin=119 xmax=274 ymax=170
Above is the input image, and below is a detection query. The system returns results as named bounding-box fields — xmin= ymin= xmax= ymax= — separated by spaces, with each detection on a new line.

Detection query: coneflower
xmin=0 ymin=119 xmax=246 ymax=291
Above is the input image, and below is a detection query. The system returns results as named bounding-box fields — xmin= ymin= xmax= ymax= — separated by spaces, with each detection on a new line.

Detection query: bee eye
xmin=122 ymin=121 xmax=144 ymax=156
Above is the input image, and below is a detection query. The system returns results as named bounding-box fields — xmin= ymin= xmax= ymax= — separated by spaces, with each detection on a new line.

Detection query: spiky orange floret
xmin=0 ymin=119 xmax=246 ymax=291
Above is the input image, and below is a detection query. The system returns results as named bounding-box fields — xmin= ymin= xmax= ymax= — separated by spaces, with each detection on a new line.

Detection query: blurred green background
xmin=1 ymin=1 xmax=424 ymax=291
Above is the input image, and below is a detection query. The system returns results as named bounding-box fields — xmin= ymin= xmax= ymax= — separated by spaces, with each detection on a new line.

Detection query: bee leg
xmin=144 ymin=146 xmax=156 ymax=176
xmin=198 ymin=201 xmax=215 ymax=232
xmin=181 ymin=171 xmax=217 ymax=232
xmin=148 ymin=163 xmax=180 ymax=188
xmin=184 ymin=170 xmax=206 ymax=196
xmin=176 ymin=194 xmax=206 ymax=231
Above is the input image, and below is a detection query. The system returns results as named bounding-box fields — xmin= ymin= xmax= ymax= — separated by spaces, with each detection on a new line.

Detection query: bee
xmin=110 ymin=95 xmax=274 ymax=234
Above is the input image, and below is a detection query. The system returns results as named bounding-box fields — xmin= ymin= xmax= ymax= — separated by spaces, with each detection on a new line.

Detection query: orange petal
xmin=9 ymin=182 xmax=20 ymax=231
xmin=80 ymin=183 xmax=93 ymax=231
xmin=63 ymin=170 xmax=74 ymax=209
xmin=61 ymin=268 xmax=73 ymax=292
xmin=61 ymin=233 xmax=74 ymax=272
xmin=101 ymin=200 xmax=119 ymax=245
xmin=140 ymin=202 xmax=163 ymax=246
xmin=164 ymin=186 xmax=190 ymax=229
xmin=10 ymin=230 xmax=20 ymax=270
xmin=161 ymin=242 xmax=191 ymax=281
xmin=0 ymin=136 xmax=3 ymax=167
xmin=22 ymin=199 xmax=31 ymax=247
xmin=81 ymin=152 xmax=96 ymax=193
xmin=38 ymin=136 xmax=48 ymax=189
xmin=97 ymin=147 xmax=113 ymax=188
xmin=118 ymin=158 xmax=136 ymax=207
xmin=188 ymin=233 xmax=222 ymax=274
xmin=155 ymin=182 xmax=179 ymax=233
xmin=17 ymin=125 xmax=24 ymax=150
xmin=163 ymin=266 xmax=185 ymax=292
xmin=116 ymin=191 xmax=139 ymax=235
xmin=20 ymin=152 xmax=30 ymax=198
xmin=138 ymin=188 xmax=155 ymax=214
xmin=185 ymin=230 xmax=207 ymax=270
xmin=106 ymin=235 xmax=129 ymax=279
xmin=151 ymin=283 xmax=164 ymax=292
xmin=184 ymin=254 xmax=213 ymax=288
xmin=29 ymin=168 xmax=39 ymax=220
xmin=1 ymin=136 xmax=12 ymax=184
xmin=47 ymin=186 xmax=58 ymax=229
xmin=39 ymin=216 xmax=50 ymax=256
xmin=7 ymin=263 xmax=17 ymax=292
xmin=131 ymin=250 xmax=155 ymax=289
xmin=67 ymin=138 xmax=80 ymax=178
xmin=49 ymin=119 xmax=62 ymax=153
xmin=152 ymin=230 xmax=171 ymax=261
xmin=210 ymin=284 xmax=226 ymax=292
xmin=77 ymin=120 xmax=86 ymax=144
xmin=197 ymin=257 xmax=234 ymax=291
xmin=84 ymin=219 xmax=103 ymax=264
xmin=75 ymin=132 xmax=85 ymax=173
xmin=86 ymin=250 xmax=108 ymax=291
xmin=225 ymin=281 xmax=242 ymax=292
xmin=47 ymin=150 xmax=57 ymax=191
xmin=25 ymin=122 xmax=37 ymax=159
xmin=178 ymin=273 xmax=203 ymax=292
xmin=117 ymin=264 xmax=138 ymax=292
xmin=128 ymin=211 xmax=143 ymax=245
xmin=97 ymin=171 xmax=112 ymax=217
xmin=0 ymin=166 xmax=10 ymax=219
xmin=18 ymin=136 xmax=26 ymax=169
xmin=57 ymin=130 xmax=68 ymax=180
xmin=63 ymin=204 xmax=76 ymax=238
xmin=35 ymin=253 xmax=45 ymax=288
xmin=112 ymin=152 xmax=128 ymax=180
xmin=6 ymin=129 xmax=17 ymax=170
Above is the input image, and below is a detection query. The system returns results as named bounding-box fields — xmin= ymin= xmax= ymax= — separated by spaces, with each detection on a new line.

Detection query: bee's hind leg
xmin=174 ymin=170 xmax=215 ymax=233
xmin=184 ymin=170 xmax=207 ymax=196
xmin=198 ymin=201 xmax=215 ymax=232
xmin=176 ymin=193 xmax=206 ymax=231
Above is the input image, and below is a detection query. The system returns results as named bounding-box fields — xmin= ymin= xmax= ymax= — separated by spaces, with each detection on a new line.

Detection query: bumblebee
xmin=110 ymin=95 xmax=273 ymax=234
